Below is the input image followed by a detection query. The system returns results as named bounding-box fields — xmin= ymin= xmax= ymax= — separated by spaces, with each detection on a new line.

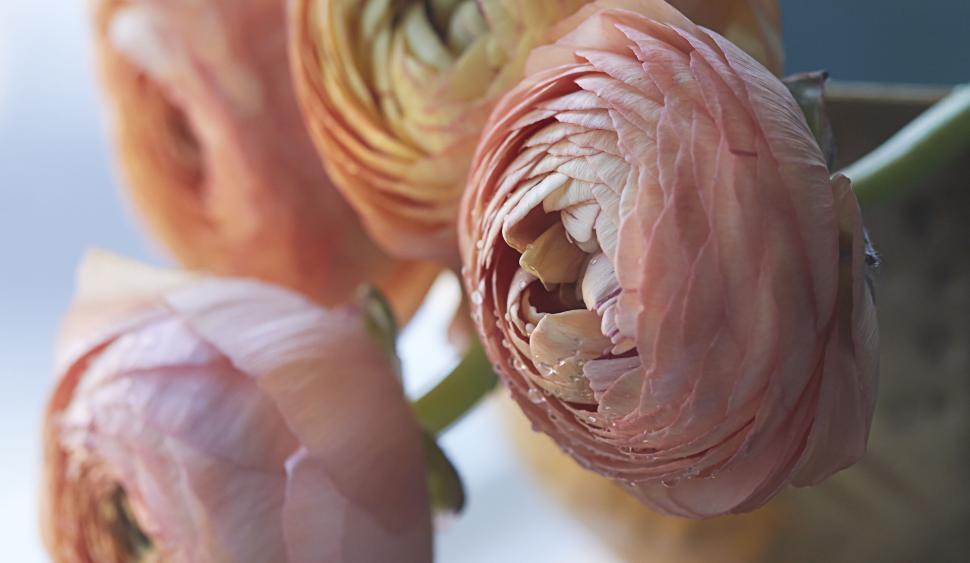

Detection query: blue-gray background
xmin=783 ymin=0 xmax=970 ymax=84
xmin=1 ymin=0 xmax=967 ymax=560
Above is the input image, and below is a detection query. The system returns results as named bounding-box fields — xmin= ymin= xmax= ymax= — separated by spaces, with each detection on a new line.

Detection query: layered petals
xmin=289 ymin=0 xmax=781 ymax=262
xmin=92 ymin=0 xmax=437 ymax=319
xmin=461 ymin=0 xmax=876 ymax=519
xmin=41 ymin=252 xmax=431 ymax=562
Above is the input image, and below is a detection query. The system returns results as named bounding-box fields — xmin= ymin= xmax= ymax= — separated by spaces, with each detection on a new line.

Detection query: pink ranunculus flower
xmin=91 ymin=0 xmax=438 ymax=321
xmin=41 ymin=252 xmax=431 ymax=562
xmin=460 ymin=0 xmax=878 ymax=518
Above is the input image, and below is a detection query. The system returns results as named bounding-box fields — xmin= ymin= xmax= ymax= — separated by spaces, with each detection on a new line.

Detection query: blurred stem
xmin=422 ymin=431 xmax=465 ymax=516
xmin=413 ymin=344 xmax=498 ymax=435
xmin=843 ymin=84 xmax=970 ymax=206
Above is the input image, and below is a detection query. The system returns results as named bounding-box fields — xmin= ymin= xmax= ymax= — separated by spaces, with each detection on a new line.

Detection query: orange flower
xmin=92 ymin=0 xmax=437 ymax=319
xmin=461 ymin=1 xmax=876 ymax=518
xmin=41 ymin=252 xmax=431 ymax=562
xmin=289 ymin=0 xmax=782 ymax=262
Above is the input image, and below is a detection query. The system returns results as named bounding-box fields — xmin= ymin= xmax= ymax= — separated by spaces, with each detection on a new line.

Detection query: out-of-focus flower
xmin=461 ymin=0 xmax=877 ymax=519
xmin=41 ymin=252 xmax=431 ymax=562
xmin=92 ymin=0 xmax=437 ymax=320
xmin=288 ymin=0 xmax=781 ymax=262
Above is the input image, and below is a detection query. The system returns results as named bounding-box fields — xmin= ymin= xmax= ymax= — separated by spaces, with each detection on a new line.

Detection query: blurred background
xmin=1 ymin=1 xmax=968 ymax=561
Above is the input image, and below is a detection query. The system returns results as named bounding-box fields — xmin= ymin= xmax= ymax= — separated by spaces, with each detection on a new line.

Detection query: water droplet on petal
xmin=470 ymin=291 xmax=483 ymax=305
xmin=527 ymin=387 xmax=546 ymax=404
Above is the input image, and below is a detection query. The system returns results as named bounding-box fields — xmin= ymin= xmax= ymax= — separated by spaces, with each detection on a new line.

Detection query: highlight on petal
xmin=41 ymin=252 xmax=432 ymax=562
xmin=460 ymin=0 xmax=875 ymax=519
xmin=91 ymin=0 xmax=437 ymax=320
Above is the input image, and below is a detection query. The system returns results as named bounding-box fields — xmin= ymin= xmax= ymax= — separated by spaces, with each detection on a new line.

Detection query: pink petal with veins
xmin=461 ymin=0 xmax=877 ymax=519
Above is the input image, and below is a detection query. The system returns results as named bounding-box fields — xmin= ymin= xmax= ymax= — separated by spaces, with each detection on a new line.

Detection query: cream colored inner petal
xmin=560 ymin=203 xmax=601 ymax=253
xmin=495 ymin=76 xmax=649 ymax=408
xmin=529 ymin=310 xmax=612 ymax=404
xmin=446 ymin=1 xmax=488 ymax=53
xmin=519 ymin=223 xmax=587 ymax=287
xmin=338 ymin=0 xmax=604 ymax=157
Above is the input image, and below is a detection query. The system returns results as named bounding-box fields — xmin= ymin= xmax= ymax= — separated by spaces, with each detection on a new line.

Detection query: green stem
xmin=412 ymin=344 xmax=498 ymax=434
xmin=843 ymin=84 xmax=970 ymax=206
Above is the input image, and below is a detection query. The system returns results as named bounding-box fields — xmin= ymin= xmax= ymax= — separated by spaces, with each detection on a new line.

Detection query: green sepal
xmin=785 ymin=71 xmax=837 ymax=170
xmin=422 ymin=431 xmax=466 ymax=519
xmin=358 ymin=285 xmax=401 ymax=377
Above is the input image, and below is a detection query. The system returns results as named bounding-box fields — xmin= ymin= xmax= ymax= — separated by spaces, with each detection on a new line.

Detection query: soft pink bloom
xmin=41 ymin=252 xmax=431 ymax=562
xmin=91 ymin=0 xmax=437 ymax=320
xmin=461 ymin=0 xmax=878 ymax=518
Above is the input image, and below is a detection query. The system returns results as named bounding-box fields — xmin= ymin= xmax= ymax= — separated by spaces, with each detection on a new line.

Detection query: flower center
xmin=108 ymin=487 xmax=156 ymax=562
xmin=493 ymin=85 xmax=642 ymax=410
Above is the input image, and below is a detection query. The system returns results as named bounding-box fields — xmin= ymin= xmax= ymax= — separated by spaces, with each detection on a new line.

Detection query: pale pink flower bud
xmin=41 ymin=252 xmax=431 ymax=562
xmin=461 ymin=0 xmax=878 ymax=518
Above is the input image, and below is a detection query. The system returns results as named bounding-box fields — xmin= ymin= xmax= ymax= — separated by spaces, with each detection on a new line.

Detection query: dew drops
xmin=585 ymin=414 xmax=599 ymax=424
xmin=470 ymin=290 xmax=483 ymax=305
xmin=527 ymin=387 xmax=546 ymax=404
xmin=475 ymin=239 xmax=484 ymax=250
xmin=661 ymin=479 xmax=676 ymax=488
xmin=501 ymin=339 xmax=511 ymax=349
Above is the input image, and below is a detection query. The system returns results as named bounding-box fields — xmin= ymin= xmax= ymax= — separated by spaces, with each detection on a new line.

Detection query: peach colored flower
xmin=92 ymin=0 xmax=437 ymax=320
xmin=669 ymin=0 xmax=783 ymax=74
xmin=461 ymin=1 xmax=877 ymax=518
xmin=41 ymin=252 xmax=431 ymax=562
xmin=289 ymin=0 xmax=781 ymax=263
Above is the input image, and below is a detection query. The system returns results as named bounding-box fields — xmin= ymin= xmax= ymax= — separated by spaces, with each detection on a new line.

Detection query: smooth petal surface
xmin=41 ymin=253 xmax=432 ymax=562
xmin=92 ymin=0 xmax=437 ymax=320
xmin=289 ymin=0 xmax=780 ymax=262
xmin=461 ymin=0 xmax=876 ymax=519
